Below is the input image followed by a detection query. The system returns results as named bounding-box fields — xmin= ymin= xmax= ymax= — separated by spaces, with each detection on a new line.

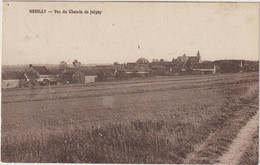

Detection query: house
xmin=81 ymin=70 xmax=98 ymax=84
xmin=152 ymin=59 xmax=159 ymax=62
xmin=177 ymin=54 xmax=189 ymax=63
xmin=72 ymin=71 xmax=85 ymax=83
xmin=60 ymin=69 xmax=75 ymax=84
xmin=2 ymin=71 xmax=27 ymax=89
xmin=24 ymin=71 xmax=38 ymax=81
xmin=136 ymin=57 xmax=149 ymax=64
xmin=25 ymin=65 xmax=56 ymax=81
xmin=72 ymin=70 xmax=97 ymax=84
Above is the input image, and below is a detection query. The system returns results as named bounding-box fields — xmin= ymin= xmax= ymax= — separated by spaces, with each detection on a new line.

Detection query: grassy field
xmin=1 ymin=72 xmax=259 ymax=163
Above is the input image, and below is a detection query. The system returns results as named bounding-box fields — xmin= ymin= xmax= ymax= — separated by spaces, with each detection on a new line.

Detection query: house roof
xmin=72 ymin=71 xmax=85 ymax=77
xmin=176 ymin=56 xmax=182 ymax=61
xmin=25 ymin=71 xmax=39 ymax=79
xmin=136 ymin=57 xmax=149 ymax=64
xmin=2 ymin=71 xmax=27 ymax=80
xmin=177 ymin=54 xmax=188 ymax=63
xmin=32 ymin=66 xmax=51 ymax=75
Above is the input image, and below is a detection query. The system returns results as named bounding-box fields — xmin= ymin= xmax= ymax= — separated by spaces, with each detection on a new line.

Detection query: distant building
xmin=177 ymin=54 xmax=188 ymax=63
xmin=25 ymin=65 xmax=56 ymax=81
xmin=72 ymin=71 xmax=85 ymax=83
xmin=72 ymin=70 xmax=97 ymax=84
xmin=177 ymin=51 xmax=203 ymax=64
xmin=24 ymin=70 xmax=39 ymax=81
xmin=2 ymin=71 xmax=27 ymax=89
xmin=189 ymin=50 xmax=203 ymax=63
xmin=136 ymin=57 xmax=149 ymax=64
xmin=60 ymin=69 xmax=75 ymax=84
xmin=84 ymin=76 xmax=97 ymax=84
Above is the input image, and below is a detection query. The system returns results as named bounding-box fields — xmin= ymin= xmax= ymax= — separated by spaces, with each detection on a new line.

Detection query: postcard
xmin=1 ymin=2 xmax=259 ymax=164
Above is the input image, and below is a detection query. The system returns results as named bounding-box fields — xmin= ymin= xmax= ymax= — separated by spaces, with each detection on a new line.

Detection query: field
xmin=1 ymin=72 xmax=259 ymax=163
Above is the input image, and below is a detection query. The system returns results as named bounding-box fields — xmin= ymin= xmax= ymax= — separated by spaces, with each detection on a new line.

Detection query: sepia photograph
xmin=1 ymin=1 xmax=259 ymax=164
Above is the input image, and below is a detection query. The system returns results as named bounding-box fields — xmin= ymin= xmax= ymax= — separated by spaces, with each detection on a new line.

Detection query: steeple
xmin=197 ymin=50 xmax=200 ymax=57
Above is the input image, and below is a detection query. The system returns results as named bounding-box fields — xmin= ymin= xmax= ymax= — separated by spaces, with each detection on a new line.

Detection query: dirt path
xmin=183 ymin=108 xmax=259 ymax=165
xmin=183 ymin=131 xmax=217 ymax=164
xmin=216 ymin=111 xmax=259 ymax=165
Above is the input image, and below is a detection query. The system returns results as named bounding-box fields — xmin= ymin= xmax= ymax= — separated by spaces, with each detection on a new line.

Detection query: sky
xmin=2 ymin=2 xmax=259 ymax=65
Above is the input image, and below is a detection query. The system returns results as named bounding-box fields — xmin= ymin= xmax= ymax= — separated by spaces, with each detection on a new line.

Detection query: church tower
xmin=197 ymin=50 xmax=200 ymax=58
xmin=197 ymin=50 xmax=202 ymax=63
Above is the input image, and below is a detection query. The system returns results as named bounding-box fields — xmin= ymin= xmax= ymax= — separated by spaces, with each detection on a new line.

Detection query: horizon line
xmin=2 ymin=58 xmax=259 ymax=66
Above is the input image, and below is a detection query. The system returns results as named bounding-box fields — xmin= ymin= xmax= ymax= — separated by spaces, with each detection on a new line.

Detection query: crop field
xmin=1 ymin=72 xmax=259 ymax=163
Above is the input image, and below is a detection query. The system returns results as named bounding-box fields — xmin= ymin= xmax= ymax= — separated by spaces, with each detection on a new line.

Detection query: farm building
xmin=25 ymin=65 xmax=56 ymax=81
xmin=84 ymin=76 xmax=97 ymax=83
xmin=72 ymin=70 xmax=97 ymax=84
xmin=72 ymin=71 xmax=85 ymax=83
xmin=2 ymin=71 xmax=27 ymax=89
xmin=59 ymin=69 xmax=75 ymax=84
xmin=24 ymin=71 xmax=38 ymax=81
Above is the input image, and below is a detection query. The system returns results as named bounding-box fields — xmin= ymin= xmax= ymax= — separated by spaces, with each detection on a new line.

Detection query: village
xmin=2 ymin=50 xmax=259 ymax=89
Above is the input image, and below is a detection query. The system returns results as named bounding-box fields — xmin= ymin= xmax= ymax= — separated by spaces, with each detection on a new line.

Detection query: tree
xmin=72 ymin=60 xmax=81 ymax=68
xmin=59 ymin=61 xmax=68 ymax=69
xmin=114 ymin=62 xmax=119 ymax=65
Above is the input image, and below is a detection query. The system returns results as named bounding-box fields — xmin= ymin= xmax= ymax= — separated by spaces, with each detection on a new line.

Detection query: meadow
xmin=1 ymin=72 xmax=259 ymax=163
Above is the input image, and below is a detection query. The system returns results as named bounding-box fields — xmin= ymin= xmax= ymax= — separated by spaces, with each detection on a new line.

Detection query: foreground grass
xmin=239 ymin=128 xmax=259 ymax=165
xmin=2 ymin=122 xmax=174 ymax=163
xmin=2 ymin=74 xmax=259 ymax=163
xmin=1 ymin=114 xmax=213 ymax=163
xmin=184 ymin=83 xmax=259 ymax=164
